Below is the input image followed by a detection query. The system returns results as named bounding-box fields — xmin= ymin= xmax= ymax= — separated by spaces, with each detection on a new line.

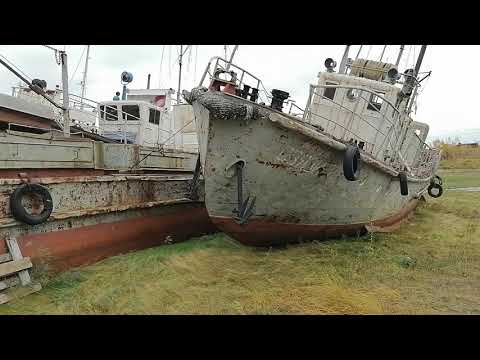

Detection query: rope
xmin=129 ymin=118 xmax=195 ymax=169
xmin=413 ymin=45 xmax=416 ymax=71
xmin=159 ymin=45 xmax=165 ymax=87
xmin=193 ymin=45 xmax=198 ymax=85
xmin=69 ymin=46 xmax=87 ymax=85
xmin=187 ymin=45 xmax=191 ymax=73
xmin=168 ymin=45 xmax=172 ymax=84
xmin=365 ymin=45 xmax=372 ymax=58
xmin=405 ymin=45 xmax=412 ymax=70
xmin=42 ymin=45 xmax=61 ymax=52
xmin=0 ymin=53 xmax=32 ymax=81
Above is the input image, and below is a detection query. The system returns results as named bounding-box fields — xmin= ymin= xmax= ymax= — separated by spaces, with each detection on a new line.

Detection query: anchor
xmin=188 ymin=155 xmax=201 ymax=201
xmin=232 ymin=161 xmax=256 ymax=225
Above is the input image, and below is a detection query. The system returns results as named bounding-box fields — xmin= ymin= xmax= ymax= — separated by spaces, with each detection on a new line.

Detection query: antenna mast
xmin=60 ymin=51 xmax=71 ymax=137
xmin=379 ymin=45 xmax=387 ymax=62
xmin=338 ymin=45 xmax=351 ymax=74
xmin=395 ymin=45 xmax=405 ymax=67
xmin=80 ymin=45 xmax=90 ymax=110
xmin=177 ymin=45 xmax=191 ymax=103
xmin=225 ymin=45 xmax=239 ymax=72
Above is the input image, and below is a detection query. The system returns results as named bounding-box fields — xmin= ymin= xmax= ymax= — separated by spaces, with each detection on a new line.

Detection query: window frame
xmin=103 ymin=105 xmax=119 ymax=121
xmin=121 ymin=105 xmax=140 ymax=121
xmin=323 ymin=82 xmax=338 ymax=101
xmin=148 ymin=108 xmax=161 ymax=125
xmin=367 ymin=92 xmax=385 ymax=112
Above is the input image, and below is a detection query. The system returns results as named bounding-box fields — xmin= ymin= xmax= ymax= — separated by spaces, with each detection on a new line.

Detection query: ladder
xmin=0 ymin=235 xmax=41 ymax=305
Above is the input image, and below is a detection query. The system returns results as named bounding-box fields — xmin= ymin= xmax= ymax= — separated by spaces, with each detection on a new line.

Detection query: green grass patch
xmin=1 ymin=190 xmax=479 ymax=315
xmin=437 ymin=169 xmax=480 ymax=189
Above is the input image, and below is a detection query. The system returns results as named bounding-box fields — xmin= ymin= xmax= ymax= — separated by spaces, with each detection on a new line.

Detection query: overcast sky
xmin=0 ymin=45 xmax=477 ymax=135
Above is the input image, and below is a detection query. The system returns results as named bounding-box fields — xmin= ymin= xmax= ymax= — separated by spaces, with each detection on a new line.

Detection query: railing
xmin=199 ymin=56 xmax=272 ymax=104
xmin=302 ymin=83 xmax=436 ymax=176
xmin=411 ymin=139 xmax=441 ymax=178
xmin=198 ymin=59 xmax=437 ymax=178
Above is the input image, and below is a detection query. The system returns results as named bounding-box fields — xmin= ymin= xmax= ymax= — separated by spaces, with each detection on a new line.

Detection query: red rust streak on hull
xmin=7 ymin=205 xmax=216 ymax=272
xmin=211 ymin=199 xmax=420 ymax=247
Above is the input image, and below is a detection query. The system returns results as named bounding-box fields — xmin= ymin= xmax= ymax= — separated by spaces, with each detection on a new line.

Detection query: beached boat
xmin=0 ymin=47 xmax=214 ymax=272
xmin=184 ymin=45 xmax=443 ymax=246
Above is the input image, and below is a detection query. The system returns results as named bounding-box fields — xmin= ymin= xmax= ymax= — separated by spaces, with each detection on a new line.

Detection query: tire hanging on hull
xmin=398 ymin=172 xmax=409 ymax=196
xmin=343 ymin=145 xmax=361 ymax=181
xmin=9 ymin=184 xmax=53 ymax=225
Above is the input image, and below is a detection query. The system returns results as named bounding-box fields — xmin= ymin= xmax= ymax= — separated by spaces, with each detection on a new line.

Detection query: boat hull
xmin=1 ymin=202 xmax=215 ymax=272
xmin=188 ymin=90 xmax=432 ymax=246
xmin=0 ymin=172 xmax=216 ymax=272
xmin=210 ymin=198 xmax=420 ymax=246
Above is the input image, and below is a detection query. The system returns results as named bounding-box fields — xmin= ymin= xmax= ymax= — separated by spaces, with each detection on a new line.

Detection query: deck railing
xmin=302 ymin=84 xmax=436 ymax=174
xmin=198 ymin=60 xmax=438 ymax=178
xmin=199 ymin=57 xmax=273 ymax=104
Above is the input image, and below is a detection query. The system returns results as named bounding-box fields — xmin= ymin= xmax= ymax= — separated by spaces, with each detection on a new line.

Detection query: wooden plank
xmin=0 ymin=253 xmax=12 ymax=264
xmin=0 ymin=283 xmax=42 ymax=305
xmin=0 ymin=258 xmax=32 ymax=278
xmin=0 ymin=277 xmax=19 ymax=291
xmin=6 ymin=236 xmax=31 ymax=285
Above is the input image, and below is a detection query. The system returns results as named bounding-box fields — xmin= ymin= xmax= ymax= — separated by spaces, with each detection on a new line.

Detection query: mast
xmin=176 ymin=45 xmax=191 ymax=103
xmin=355 ymin=45 xmax=363 ymax=60
xmin=395 ymin=45 xmax=405 ymax=67
xmin=406 ymin=45 xmax=428 ymax=114
xmin=60 ymin=51 xmax=71 ymax=137
xmin=338 ymin=45 xmax=351 ymax=74
xmin=177 ymin=45 xmax=183 ymax=103
xmin=413 ymin=45 xmax=427 ymax=76
xmin=225 ymin=45 xmax=239 ymax=72
xmin=80 ymin=45 xmax=90 ymax=110
xmin=379 ymin=45 xmax=387 ymax=61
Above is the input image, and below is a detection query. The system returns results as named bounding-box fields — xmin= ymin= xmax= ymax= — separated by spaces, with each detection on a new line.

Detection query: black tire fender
xmin=434 ymin=175 xmax=443 ymax=186
xmin=399 ymin=171 xmax=409 ymax=196
xmin=428 ymin=183 xmax=443 ymax=198
xmin=9 ymin=184 xmax=53 ymax=225
xmin=343 ymin=145 xmax=361 ymax=181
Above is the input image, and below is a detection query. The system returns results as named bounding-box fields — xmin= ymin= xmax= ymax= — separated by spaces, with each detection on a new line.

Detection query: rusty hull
xmin=0 ymin=203 xmax=215 ymax=272
xmin=211 ymin=198 xmax=419 ymax=247
xmin=0 ymin=173 xmax=216 ymax=272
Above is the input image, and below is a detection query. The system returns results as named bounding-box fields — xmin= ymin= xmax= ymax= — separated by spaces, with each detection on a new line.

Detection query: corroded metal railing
xmin=199 ymin=56 xmax=272 ymax=104
xmin=197 ymin=59 xmax=438 ymax=178
xmin=302 ymin=84 xmax=431 ymax=174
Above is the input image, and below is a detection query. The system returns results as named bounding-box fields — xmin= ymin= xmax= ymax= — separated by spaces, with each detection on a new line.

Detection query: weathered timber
xmin=0 ymin=257 xmax=32 ymax=278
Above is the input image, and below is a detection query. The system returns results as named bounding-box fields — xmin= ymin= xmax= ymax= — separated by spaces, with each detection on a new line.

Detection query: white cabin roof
xmin=127 ymin=88 xmax=175 ymax=96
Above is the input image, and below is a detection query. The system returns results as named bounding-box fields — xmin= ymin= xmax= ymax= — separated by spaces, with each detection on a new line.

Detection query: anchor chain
xmin=233 ymin=161 xmax=256 ymax=225
xmin=188 ymin=155 xmax=202 ymax=201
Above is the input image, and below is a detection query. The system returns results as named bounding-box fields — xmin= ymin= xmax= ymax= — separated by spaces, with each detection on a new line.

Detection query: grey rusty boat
xmin=184 ymin=45 xmax=444 ymax=246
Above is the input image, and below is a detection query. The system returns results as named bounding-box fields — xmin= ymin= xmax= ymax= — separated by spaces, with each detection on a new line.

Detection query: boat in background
xmin=0 ymin=46 xmax=215 ymax=272
xmin=185 ymin=45 xmax=443 ymax=246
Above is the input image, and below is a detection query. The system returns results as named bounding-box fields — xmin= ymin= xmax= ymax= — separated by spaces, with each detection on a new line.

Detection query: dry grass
xmin=1 ymin=189 xmax=479 ymax=315
xmin=438 ymin=143 xmax=480 ymax=169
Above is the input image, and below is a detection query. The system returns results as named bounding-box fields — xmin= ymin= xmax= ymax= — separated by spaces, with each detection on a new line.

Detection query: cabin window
xmin=323 ymin=82 xmax=337 ymax=101
xmin=103 ymin=105 xmax=118 ymax=121
xmin=149 ymin=109 xmax=161 ymax=125
xmin=367 ymin=93 xmax=384 ymax=112
xmin=122 ymin=105 xmax=140 ymax=121
xmin=346 ymin=89 xmax=360 ymax=101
